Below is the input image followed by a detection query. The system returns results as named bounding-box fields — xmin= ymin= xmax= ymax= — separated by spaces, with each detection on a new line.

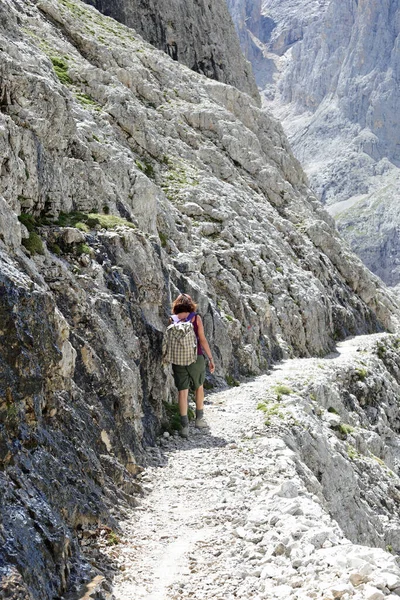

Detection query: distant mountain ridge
xmin=227 ymin=0 xmax=400 ymax=286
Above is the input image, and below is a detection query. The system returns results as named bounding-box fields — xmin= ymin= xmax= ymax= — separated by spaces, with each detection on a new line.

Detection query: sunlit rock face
xmin=82 ymin=0 xmax=260 ymax=102
xmin=227 ymin=0 xmax=400 ymax=286
xmin=0 ymin=0 xmax=400 ymax=597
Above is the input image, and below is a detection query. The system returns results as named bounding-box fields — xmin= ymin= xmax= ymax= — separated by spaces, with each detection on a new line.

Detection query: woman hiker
xmin=169 ymin=293 xmax=215 ymax=438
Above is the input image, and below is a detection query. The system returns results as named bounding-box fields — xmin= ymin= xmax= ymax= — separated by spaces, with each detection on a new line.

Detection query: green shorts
xmin=172 ymin=355 xmax=206 ymax=391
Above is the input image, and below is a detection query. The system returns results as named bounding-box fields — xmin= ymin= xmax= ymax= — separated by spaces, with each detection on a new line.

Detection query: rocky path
xmin=104 ymin=335 xmax=400 ymax=600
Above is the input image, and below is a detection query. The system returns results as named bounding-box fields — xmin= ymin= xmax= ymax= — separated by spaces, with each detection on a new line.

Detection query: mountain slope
xmin=82 ymin=0 xmax=260 ymax=101
xmin=0 ymin=0 xmax=399 ymax=597
xmin=227 ymin=0 xmax=400 ymax=285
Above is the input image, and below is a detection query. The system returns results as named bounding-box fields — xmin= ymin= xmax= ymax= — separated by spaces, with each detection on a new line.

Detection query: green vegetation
xmin=355 ymin=367 xmax=368 ymax=381
xmin=48 ymin=243 xmax=62 ymax=256
xmin=275 ymin=266 xmax=283 ymax=274
xmin=346 ymin=444 xmax=360 ymax=460
xmin=75 ymin=222 xmax=89 ymax=233
xmin=224 ymin=314 xmax=234 ymax=322
xmin=56 ymin=211 xmax=136 ymax=230
xmin=376 ymin=344 xmax=387 ymax=360
xmin=51 ymin=56 xmax=72 ymax=85
xmin=75 ymin=92 xmax=102 ymax=111
xmin=257 ymin=401 xmax=285 ymax=426
xmin=336 ymin=423 xmax=354 ymax=436
xmin=158 ymin=231 xmax=168 ymax=248
xmin=76 ymin=243 xmax=91 ymax=256
xmin=386 ymin=545 xmax=393 ymax=554
xmin=226 ymin=374 xmax=240 ymax=387
xmin=136 ymin=160 xmax=155 ymax=179
xmin=163 ymin=401 xmax=182 ymax=433
xmin=106 ymin=531 xmax=121 ymax=546
xmin=18 ymin=213 xmax=46 ymax=256
xmin=161 ymin=159 xmax=199 ymax=202
xmin=203 ymin=380 xmax=215 ymax=391
xmin=23 ymin=231 xmax=44 ymax=255
xmin=274 ymin=384 xmax=292 ymax=396
xmin=327 ymin=407 xmax=339 ymax=414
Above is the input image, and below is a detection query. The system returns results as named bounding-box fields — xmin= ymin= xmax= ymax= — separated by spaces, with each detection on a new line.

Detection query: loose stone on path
xmin=103 ymin=334 xmax=400 ymax=600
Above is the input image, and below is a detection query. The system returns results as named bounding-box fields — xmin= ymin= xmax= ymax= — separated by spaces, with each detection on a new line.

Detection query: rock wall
xmin=275 ymin=333 xmax=400 ymax=552
xmin=82 ymin=0 xmax=260 ymax=102
xmin=227 ymin=0 xmax=400 ymax=286
xmin=0 ymin=0 xmax=400 ymax=597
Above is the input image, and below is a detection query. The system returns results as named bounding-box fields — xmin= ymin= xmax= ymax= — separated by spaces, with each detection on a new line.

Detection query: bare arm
xmin=195 ymin=316 xmax=215 ymax=374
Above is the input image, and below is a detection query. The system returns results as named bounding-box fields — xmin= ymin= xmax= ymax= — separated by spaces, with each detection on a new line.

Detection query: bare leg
xmin=178 ymin=389 xmax=189 ymax=415
xmin=195 ymin=385 xmax=204 ymax=410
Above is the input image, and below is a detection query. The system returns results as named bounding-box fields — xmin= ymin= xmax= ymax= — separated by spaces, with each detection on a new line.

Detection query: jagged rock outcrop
xmin=227 ymin=0 xmax=400 ymax=286
xmin=1 ymin=0 xmax=400 ymax=597
xmin=334 ymin=175 xmax=400 ymax=287
xmin=82 ymin=0 xmax=260 ymax=102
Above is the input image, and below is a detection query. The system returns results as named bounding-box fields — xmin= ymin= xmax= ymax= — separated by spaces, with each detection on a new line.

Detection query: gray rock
xmin=0 ymin=1 xmax=399 ymax=598
xmin=82 ymin=0 xmax=259 ymax=101
xmin=227 ymin=0 xmax=400 ymax=285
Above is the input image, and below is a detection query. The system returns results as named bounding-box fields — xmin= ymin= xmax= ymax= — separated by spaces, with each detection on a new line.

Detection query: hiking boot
xmin=195 ymin=417 xmax=208 ymax=429
xmin=180 ymin=425 xmax=189 ymax=438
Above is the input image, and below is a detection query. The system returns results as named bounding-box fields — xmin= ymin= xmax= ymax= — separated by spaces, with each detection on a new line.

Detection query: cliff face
xmin=82 ymin=0 xmax=260 ymax=102
xmin=1 ymin=0 xmax=400 ymax=597
xmin=227 ymin=0 xmax=400 ymax=286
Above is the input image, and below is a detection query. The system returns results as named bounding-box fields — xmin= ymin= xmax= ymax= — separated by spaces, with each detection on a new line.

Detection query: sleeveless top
xmin=172 ymin=312 xmax=203 ymax=356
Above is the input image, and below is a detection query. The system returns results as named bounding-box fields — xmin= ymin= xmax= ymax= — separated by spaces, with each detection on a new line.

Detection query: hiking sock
xmin=196 ymin=409 xmax=204 ymax=421
xmin=180 ymin=415 xmax=189 ymax=427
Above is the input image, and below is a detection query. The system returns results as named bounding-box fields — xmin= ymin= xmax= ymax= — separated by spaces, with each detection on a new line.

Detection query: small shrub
xmin=163 ymin=401 xmax=181 ymax=433
xmin=86 ymin=213 xmax=136 ymax=230
xmin=56 ymin=211 xmax=135 ymax=231
xmin=274 ymin=384 xmax=292 ymax=396
xmin=337 ymin=423 xmax=354 ymax=436
xmin=51 ymin=56 xmax=72 ymax=85
xmin=159 ymin=232 xmax=168 ymax=247
xmin=106 ymin=531 xmax=121 ymax=546
xmin=76 ymin=243 xmax=91 ymax=256
xmin=347 ymin=444 xmax=359 ymax=460
xmin=355 ymin=367 xmax=368 ymax=381
xmin=22 ymin=232 xmax=44 ymax=255
xmin=225 ymin=374 xmax=240 ymax=387
xmin=75 ymin=222 xmax=89 ymax=233
xmin=48 ymin=243 xmax=62 ymax=256
xmin=203 ymin=380 xmax=214 ymax=390
xmin=18 ymin=213 xmax=36 ymax=232
xmin=258 ymin=401 xmax=285 ymax=425
xmin=136 ymin=160 xmax=155 ymax=179
xmin=225 ymin=315 xmax=234 ymax=322
xmin=377 ymin=344 xmax=386 ymax=359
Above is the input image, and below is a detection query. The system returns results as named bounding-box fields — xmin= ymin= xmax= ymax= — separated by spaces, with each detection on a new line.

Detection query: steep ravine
xmin=1 ymin=0 xmax=400 ymax=598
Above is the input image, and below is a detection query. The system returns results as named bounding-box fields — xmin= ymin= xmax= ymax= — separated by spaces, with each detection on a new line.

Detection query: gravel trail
xmin=105 ymin=334 xmax=400 ymax=600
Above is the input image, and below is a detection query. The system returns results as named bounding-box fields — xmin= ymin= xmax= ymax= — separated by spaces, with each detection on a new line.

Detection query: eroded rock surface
xmin=82 ymin=0 xmax=260 ymax=101
xmin=103 ymin=334 xmax=400 ymax=600
xmin=0 ymin=0 xmax=399 ymax=597
xmin=227 ymin=0 xmax=400 ymax=285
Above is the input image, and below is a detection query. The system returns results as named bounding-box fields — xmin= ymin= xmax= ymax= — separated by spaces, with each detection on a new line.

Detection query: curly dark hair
xmin=172 ymin=293 xmax=197 ymax=314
